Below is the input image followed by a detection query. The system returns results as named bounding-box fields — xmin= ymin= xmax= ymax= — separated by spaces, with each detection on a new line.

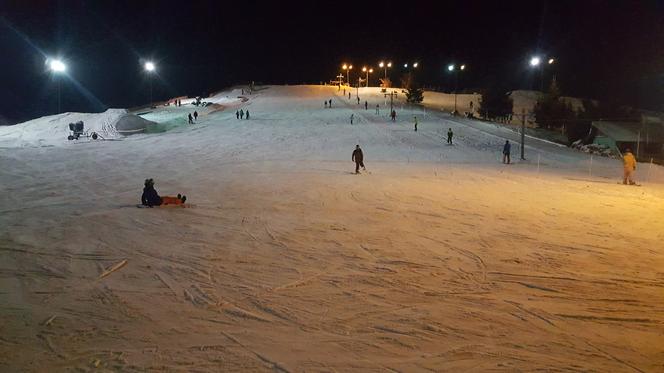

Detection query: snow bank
xmin=0 ymin=109 xmax=156 ymax=148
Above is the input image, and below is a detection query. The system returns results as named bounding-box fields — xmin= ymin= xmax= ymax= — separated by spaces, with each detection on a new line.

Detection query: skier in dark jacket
xmin=352 ymin=145 xmax=365 ymax=174
xmin=503 ymin=140 xmax=511 ymax=164
xmin=193 ymin=111 xmax=198 ymax=121
xmin=245 ymin=110 xmax=250 ymax=119
xmin=240 ymin=109 xmax=244 ymax=119
xmin=188 ymin=113 xmax=193 ymax=124
xmin=236 ymin=110 xmax=240 ymax=119
xmin=447 ymin=128 xmax=454 ymax=144
xmin=365 ymin=101 xmax=368 ymax=110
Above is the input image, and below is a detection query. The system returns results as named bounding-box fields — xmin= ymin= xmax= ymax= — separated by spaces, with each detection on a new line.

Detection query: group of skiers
xmin=235 ymin=109 xmax=250 ymax=120
xmin=324 ymin=99 xmax=333 ymax=108
xmin=188 ymin=111 xmax=198 ymax=124
xmin=173 ymin=99 xmax=183 ymax=107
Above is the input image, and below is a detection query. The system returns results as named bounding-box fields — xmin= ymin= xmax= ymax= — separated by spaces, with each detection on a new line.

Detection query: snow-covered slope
xmin=0 ymin=109 xmax=156 ymax=148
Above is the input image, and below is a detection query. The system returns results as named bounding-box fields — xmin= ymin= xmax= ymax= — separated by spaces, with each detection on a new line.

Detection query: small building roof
xmin=592 ymin=120 xmax=664 ymax=142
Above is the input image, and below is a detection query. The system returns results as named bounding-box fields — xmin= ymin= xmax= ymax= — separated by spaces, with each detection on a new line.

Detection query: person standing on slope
xmin=324 ymin=101 xmax=328 ymax=108
xmin=349 ymin=92 xmax=351 ymax=99
xmin=193 ymin=111 xmax=198 ymax=122
xmin=352 ymin=145 xmax=366 ymax=174
xmin=188 ymin=113 xmax=193 ymax=124
xmin=329 ymin=99 xmax=332 ymax=108
xmin=350 ymin=113 xmax=354 ymax=125
xmin=365 ymin=101 xmax=368 ymax=110
xmin=413 ymin=116 xmax=418 ymax=132
xmin=357 ymin=96 xmax=360 ymax=105
xmin=236 ymin=110 xmax=240 ymax=119
xmin=502 ymin=140 xmax=511 ymax=164
xmin=245 ymin=110 xmax=250 ymax=120
xmin=622 ymin=148 xmax=637 ymax=185
xmin=447 ymin=128 xmax=454 ymax=144
xmin=240 ymin=109 xmax=244 ymax=119
xmin=375 ymin=104 xmax=379 ymax=115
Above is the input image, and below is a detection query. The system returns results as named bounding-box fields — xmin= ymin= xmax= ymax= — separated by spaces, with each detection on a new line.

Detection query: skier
xmin=622 ymin=148 xmax=637 ymax=185
xmin=193 ymin=111 xmax=198 ymax=121
xmin=329 ymin=99 xmax=332 ymax=108
xmin=390 ymin=110 xmax=396 ymax=122
xmin=352 ymin=145 xmax=366 ymax=174
xmin=365 ymin=101 xmax=368 ymax=110
xmin=350 ymin=113 xmax=354 ymax=125
xmin=414 ymin=116 xmax=418 ymax=132
xmin=375 ymin=104 xmax=379 ymax=115
xmin=324 ymin=101 xmax=328 ymax=108
xmin=357 ymin=96 xmax=360 ymax=105
xmin=141 ymin=179 xmax=186 ymax=207
xmin=343 ymin=88 xmax=346 ymax=95
xmin=240 ymin=109 xmax=244 ymax=119
xmin=245 ymin=110 xmax=250 ymax=120
xmin=447 ymin=128 xmax=454 ymax=144
xmin=188 ymin=113 xmax=193 ymax=124
xmin=348 ymin=92 xmax=351 ymax=99
xmin=236 ymin=110 xmax=240 ymax=119
xmin=502 ymin=140 xmax=511 ymax=164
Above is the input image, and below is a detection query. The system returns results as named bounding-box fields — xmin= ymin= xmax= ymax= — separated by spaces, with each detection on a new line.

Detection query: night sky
xmin=1 ymin=0 xmax=663 ymax=125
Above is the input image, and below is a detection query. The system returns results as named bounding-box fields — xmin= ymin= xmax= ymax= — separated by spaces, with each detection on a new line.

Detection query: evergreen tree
xmin=406 ymin=86 xmax=424 ymax=103
xmin=534 ymin=78 xmax=576 ymax=130
xmin=479 ymin=85 xmax=513 ymax=119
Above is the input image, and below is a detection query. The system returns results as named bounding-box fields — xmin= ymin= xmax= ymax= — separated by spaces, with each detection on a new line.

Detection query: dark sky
xmin=1 ymin=0 xmax=664 ymax=124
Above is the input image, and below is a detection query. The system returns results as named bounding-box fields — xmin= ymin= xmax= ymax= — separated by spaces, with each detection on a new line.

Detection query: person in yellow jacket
xmin=622 ymin=148 xmax=637 ymax=185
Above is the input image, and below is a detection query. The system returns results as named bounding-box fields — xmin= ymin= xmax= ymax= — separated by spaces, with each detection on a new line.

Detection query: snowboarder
xmin=240 ymin=109 xmax=244 ymax=119
xmin=390 ymin=110 xmax=396 ymax=122
xmin=245 ymin=110 xmax=250 ymax=120
xmin=447 ymin=128 xmax=454 ymax=144
xmin=622 ymin=148 xmax=637 ymax=185
xmin=414 ymin=116 xmax=418 ymax=132
xmin=193 ymin=111 xmax=198 ymax=121
xmin=188 ymin=113 xmax=193 ymax=124
xmin=375 ymin=104 xmax=379 ymax=115
xmin=236 ymin=110 xmax=240 ymax=119
xmin=141 ymin=179 xmax=186 ymax=207
xmin=365 ymin=101 xmax=368 ymax=110
xmin=352 ymin=145 xmax=366 ymax=174
xmin=503 ymin=140 xmax=511 ymax=164
xmin=350 ymin=113 xmax=354 ymax=125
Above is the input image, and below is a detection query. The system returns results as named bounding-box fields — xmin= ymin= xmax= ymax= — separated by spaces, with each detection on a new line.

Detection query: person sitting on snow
xmin=141 ymin=179 xmax=186 ymax=207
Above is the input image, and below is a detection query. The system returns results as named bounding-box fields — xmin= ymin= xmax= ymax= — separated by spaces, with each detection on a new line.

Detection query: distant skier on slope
xmin=350 ymin=113 xmax=354 ymax=124
xmin=352 ymin=145 xmax=366 ymax=174
xmin=375 ymin=104 xmax=379 ymax=115
xmin=236 ymin=110 xmax=240 ymax=119
xmin=502 ymin=140 xmax=511 ymax=164
xmin=193 ymin=111 xmax=198 ymax=121
xmin=365 ymin=101 xmax=368 ymax=110
xmin=329 ymin=99 xmax=332 ymax=108
xmin=245 ymin=110 xmax=250 ymax=120
xmin=390 ymin=110 xmax=396 ymax=122
xmin=414 ymin=116 xmax=418 ymax=132
xmin=141 ymin=179 xmax=186 ymax=207
xmin=240 ymin=109 xmax=244 ymax=119
xmin=348 ymin=92 xmax=351 ymax=99
xmin=447 ymin=128 xmax=454 ymax=144
xmin=622 ymin=148 xmax=637 ymax=185
xmin=357 ymin=96 xmax=360 ymax=105
xmin=324 ymin=101 xmax=328 ymax=108
xmin=188 ymin=113 xmax=193 ymax=124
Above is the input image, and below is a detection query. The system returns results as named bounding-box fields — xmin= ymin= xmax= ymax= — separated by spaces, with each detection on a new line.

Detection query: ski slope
xmin=1 ymin=85 xmax=663 ymax=372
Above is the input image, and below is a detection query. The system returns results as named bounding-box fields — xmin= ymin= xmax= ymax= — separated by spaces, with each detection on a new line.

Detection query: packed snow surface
xmin=1 ymin=86 xmax=663 ymax=372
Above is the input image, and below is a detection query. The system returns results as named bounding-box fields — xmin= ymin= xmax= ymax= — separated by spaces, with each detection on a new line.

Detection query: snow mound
xmin=0 ymin=109 xmax=155 ymax=148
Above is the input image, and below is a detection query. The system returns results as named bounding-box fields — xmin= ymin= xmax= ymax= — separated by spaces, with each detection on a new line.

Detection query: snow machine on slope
xmin=67 ymin=121 xmax=99 ymax=141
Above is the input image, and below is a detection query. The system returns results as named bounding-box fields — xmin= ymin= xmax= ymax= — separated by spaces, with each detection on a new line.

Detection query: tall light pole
xmin=447 ymin=63 xmax=465 ymax=115
xmin=362 ymin=67 xmax=373 ymax=88
xmin=144 ymin=61 xmax=156 ymax=105
xmin=529 ymin=56 xmax=554 ymax=91
xmin=48 ymin=59 xmax=66 ymax=113
xmin=342 ymin=64 xmax=353 ymax=86
xmin=379 ymin=61 xmax=392 ymax=86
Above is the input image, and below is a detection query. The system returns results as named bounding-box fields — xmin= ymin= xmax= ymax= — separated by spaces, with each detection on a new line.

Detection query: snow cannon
xmin=67 ymin=121 xmax=99 ymax=141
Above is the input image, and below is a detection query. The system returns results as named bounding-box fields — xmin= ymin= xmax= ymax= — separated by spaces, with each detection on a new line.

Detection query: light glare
xmin=530 ymin=57 xmax=541 ymax=67
xmin=145 ymin=62 xmax=155 ymax=72
xmin=447 ymin=64 xmax=455 ymax=71
xmin=548 ymin=58 xmax=555 ymax=64
xmin=49 ymin=59 xmax=66 ymax=72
